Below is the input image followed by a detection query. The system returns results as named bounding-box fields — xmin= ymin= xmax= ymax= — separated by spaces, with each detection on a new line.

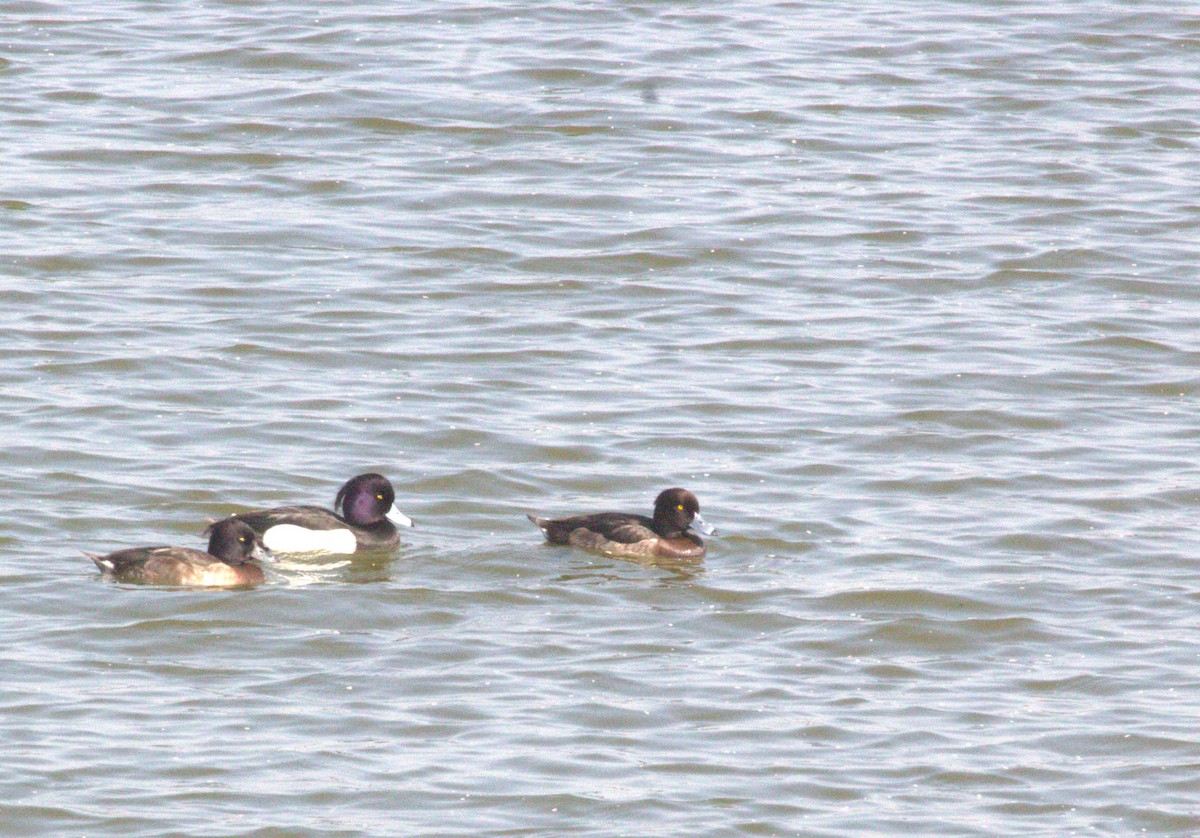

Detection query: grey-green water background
xmin=3 ymin=2 xmax=1200 ymax=835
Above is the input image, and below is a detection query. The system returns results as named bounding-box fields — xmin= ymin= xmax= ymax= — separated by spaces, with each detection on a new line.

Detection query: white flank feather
xmin=262 ymin=524 xmax=357 ymax=555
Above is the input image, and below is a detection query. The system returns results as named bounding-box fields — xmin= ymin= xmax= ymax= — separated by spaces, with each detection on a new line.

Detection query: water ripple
xmin=4 ymin=1 xmax=1200 ymax=835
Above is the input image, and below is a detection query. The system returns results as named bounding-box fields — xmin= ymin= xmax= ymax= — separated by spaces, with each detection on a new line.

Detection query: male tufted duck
xmin=219 ymin=472 xmax=413 ymax=555
xmin=528 ymin=487 xmax=715 ymax=560
xmin=86 ymin=518 xmax=273 ymax=586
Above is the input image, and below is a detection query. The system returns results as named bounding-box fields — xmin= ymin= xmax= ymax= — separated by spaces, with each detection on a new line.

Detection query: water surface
xmin=3 ymin=2 xmax=1200 ymax=835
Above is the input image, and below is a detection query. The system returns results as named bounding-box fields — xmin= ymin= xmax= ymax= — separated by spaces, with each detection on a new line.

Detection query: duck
xmin=85 ymin=518 xmax=273 ymax=586
xmin=527 ymin=487 xmax=715 ymax=560
xmin=219 ymin=472 xmax=413 ymax=555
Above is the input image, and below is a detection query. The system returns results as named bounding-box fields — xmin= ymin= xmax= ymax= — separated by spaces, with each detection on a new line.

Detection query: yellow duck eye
xmin=677 ymin=504 xmax=685 ymax=511
xmin=377 ymin=494 xmax=384 ymax=500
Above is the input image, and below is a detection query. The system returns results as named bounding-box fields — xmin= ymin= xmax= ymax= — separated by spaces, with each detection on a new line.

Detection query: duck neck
xmin=652 ymin=512 xmax=685 ymax=539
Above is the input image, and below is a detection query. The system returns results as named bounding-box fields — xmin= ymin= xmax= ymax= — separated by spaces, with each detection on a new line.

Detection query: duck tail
xmin=83 ymin=551 xmax=114 ymax=572
xmin=527 ymin=514 xmax=570 ymax=544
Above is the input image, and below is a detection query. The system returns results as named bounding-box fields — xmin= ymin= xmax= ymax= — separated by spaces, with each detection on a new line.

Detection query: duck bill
xmin=690 ymin=512 xmax=716 ymax=536
xmin=387 ymin=505 xmax=414 ymax=528
xmin=251 ymin=543 xmax=277 ymax=563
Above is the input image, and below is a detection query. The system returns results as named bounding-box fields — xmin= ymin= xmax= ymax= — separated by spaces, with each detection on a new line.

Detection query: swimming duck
xmin=86 ymin=518 xmax=273 ymax=586
xmin=220 ymin=472 xmax=413 ymax=554
xmin=528 ymin=487 xmax=715 ymax=559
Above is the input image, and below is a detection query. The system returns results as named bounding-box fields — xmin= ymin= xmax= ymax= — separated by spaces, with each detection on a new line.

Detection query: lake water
xmin=3 ymin=1 xmax=1200 ymax=834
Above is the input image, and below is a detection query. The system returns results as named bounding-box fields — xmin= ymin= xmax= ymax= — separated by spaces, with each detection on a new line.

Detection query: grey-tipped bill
xmin=691 ymin=512 xmax=717 ymax=536
xmin=387 ymin=505 xmax=414 ymax=528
